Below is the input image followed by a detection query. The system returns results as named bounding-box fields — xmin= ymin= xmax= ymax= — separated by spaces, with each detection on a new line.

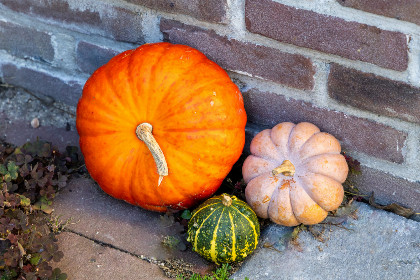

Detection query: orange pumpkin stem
xmin=221 ymin=194 xmax=232 ymax=207
xmin=272 ymin=160 xmax=295 ymax=177
xmin=135 ymin=123 xmax=168 ymax=186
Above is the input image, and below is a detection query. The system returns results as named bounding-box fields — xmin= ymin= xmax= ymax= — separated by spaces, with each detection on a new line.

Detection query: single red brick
xmin=0 ymin=0 xmax=145 ymax=44
xmin=245 ymin=0 xmax=408 ymax=71
xmin=126 ymin=0 xmax=227 ymax=23
xmin=337 ymin=0 xmax=420 ymax=26
xmin=160 ymin=19 xmax=315 ymax=90
xmin=0 ymin=20 xmax=54 ymax=63
xmin=1 ymin=0 xmax=101 ymax=25
xmin=76 ymin=41 xmax=120 ymax=74
xmin=329 ymin=64 xmax=420 ymax=124
xmin=1 ymin=64 xmax=83 ymax=106
xmin=351 ymin=166 xmax=420 ymax=215
xmin=243 ymin=89 xmax=407 ymax=163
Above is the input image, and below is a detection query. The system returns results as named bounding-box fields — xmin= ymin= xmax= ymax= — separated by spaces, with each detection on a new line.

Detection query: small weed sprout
xmin=48 ymin=214 xmax=78 ymax=234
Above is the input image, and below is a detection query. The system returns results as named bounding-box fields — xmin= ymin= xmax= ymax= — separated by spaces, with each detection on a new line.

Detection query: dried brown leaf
xmin=369 ymin=192 xmax=415 ymax=218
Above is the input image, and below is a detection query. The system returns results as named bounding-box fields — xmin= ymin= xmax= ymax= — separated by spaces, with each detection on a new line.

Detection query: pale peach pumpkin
xmin=242 ymin=122 xmax=348 ymax=226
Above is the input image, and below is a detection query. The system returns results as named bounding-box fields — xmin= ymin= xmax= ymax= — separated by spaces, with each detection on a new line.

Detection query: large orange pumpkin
xmin=76 ymin=42 xmax=247 ymax=212
xmin=242 ymin=122 xmax=348 ymax=226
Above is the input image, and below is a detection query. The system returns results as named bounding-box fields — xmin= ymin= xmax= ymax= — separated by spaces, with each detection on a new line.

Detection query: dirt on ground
xmin=0 ymin=83 xmax=76 ymax=130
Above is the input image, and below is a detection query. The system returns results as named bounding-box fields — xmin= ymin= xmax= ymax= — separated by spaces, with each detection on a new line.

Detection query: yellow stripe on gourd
xmin=210 ymin=208 xmax=225 ymax=262
xmin=231 ymin=205 xmax=258 ymax=250
xmin=190 ymin=202 xmax=220 ymax=220
xmin=194 ymin=207 xmax=219 ymax=252
xmin=228 ymin=211 xmax=237 ymax=261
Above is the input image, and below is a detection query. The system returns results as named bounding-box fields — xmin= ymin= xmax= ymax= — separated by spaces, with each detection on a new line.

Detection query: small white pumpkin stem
xmin=272 ymin=160 xmax=295 ymax=177
xmin=135 ymin=123 xmax=168 ymax=186
xmin=221 ymin=194 xmax=232 ymax=207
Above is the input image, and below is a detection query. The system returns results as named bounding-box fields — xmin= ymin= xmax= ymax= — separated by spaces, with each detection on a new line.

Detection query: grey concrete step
xmin=232 ymin=202 xmax=420 ymax=280
xmin=53 ymin=232 xmax=168 ymax=280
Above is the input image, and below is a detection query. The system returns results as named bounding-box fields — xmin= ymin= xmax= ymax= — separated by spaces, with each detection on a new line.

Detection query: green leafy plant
xmin=0 ymin=139 xmax=84 ymax=280
xmin=0 ymin=162 xmax=19 ymax=183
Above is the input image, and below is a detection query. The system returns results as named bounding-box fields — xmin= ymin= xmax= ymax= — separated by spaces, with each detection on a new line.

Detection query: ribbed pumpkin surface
xmin=187 ymin=194 xmax=260 ymax=264
xmin=76 ymin=43 xmax=247 ymax=212
xmin=243 ymin=122 xmax=348 ymax=226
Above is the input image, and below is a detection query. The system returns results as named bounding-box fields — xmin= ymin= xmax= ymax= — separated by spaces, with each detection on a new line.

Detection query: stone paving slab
xmin=52 ymin=177 xmax=215 ymax=276
xmin=53 ymin=232 xmax=168 ymax=280
xmin=232 ymin=202 xmax=420 ymax=280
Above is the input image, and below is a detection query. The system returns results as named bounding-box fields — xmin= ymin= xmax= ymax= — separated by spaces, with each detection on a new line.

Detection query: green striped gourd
xmin=187 ymin=193 xmax=260 ymax=264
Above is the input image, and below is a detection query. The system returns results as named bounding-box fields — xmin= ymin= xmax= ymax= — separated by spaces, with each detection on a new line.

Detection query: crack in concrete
xmin=62 ymin=229 xmax=200 ymax=278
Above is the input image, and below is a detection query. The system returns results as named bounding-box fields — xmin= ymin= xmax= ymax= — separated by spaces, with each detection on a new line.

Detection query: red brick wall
xmin=0 ymin=0 xmax=419 ymax=215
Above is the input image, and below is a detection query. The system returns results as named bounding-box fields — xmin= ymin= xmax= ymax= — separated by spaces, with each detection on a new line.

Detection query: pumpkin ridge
xmin=76 ymin=101 xmax=139 ymax=132
xmin=246 ymin=171 xmax=279 ymax=191
xmin=159 ymin=140 xmax=233 ymax=170
xmin=296 ymin=152 xmax=340 ymax=166
xmin=267 ymin=178 xmax=300 ymax=225
xmin=210 ymin=208 xmax=225 ymax=262
xmin=268 ymin=128 xmax=286 ymax=160
xmin=242 ymin=157 xmax=279 ymax=183
xmin=297 ymin=132 xmax=342 ymax=162
xmin=300 ymin=153 xmax=348 ymax=183
xmin=297 ymin=172 xmax=344 ymax=211
xmin=90 ymin=144 xmax=134 ymax=200
xmin=253 ymin=155 xmax=283 ymax=168
xmin=194 ymin=207 xmax=220 ymax=252
xmin=162 ymin=147 xmax=228 ymax=203
xmin=289 ymin=178 xmax=328 ymax=224
xmin=146 ymin=45 xmax=173 ymax=120
xmin=118 ymin=146 xmax=138 ymax=204
xmin=228 ymin=211 xmax=237 ymax=262
xmin=303 ymin=151 xmax=341 ymax=159
xmin=154 ymin=78 xmax=234 ymax=123
xmin=128 ymin=150 xmax=142 ymax=206
xmin=230 ymin=204 xmax=259 ymax=248
xmin=162 ymin=141 xmax=224 ymax=178
xmin=77 ymin=92 xmax=131 ymax=129
xmin=150 ymin=135 xmax=206 ymax=202
xmin=190 ymin=202 xmax=220 ymax=220
xmin=254 ymin=173 xmax=280 ymax=219
xmin=250 ymin=129 xmax=281 ymax=163
xmin=103 ymin=57 xmax=138 ymax=121
xmin=287 ymin=123 xmax=320 ymax=157
xmin=287 ymin=179 xmax=300 ymax=224
xmin=230 ymin=207 xmax=258 ymax=257
xmin=295 ymin=152 xmax=342 ymax=176
xmin=293 ymin=176 xmax=324 ymax=211
xmin=126 ymin=46 xmax=154 ymax=122
xmin=77 ymin=95 xmax=134 ymax=133
xmin=285 ymin=124 xmax=296 ymax=159
xmin=156 ymin=163 xmax=190 ymax=207
xmin=157 ymin=132 xmax=244 ymax=167
xmin=287 ymin=178 xmax=300 ymax=224
xmin=124 ymin=43 xmax=169 ymax=122
xmin=129 ymin=145 xmax=161 ymax=207
xmin=151 ymin=58 xmax=210 ymax=120
xmin=125 ymin=47 xmax=146 ymax=121
xmin=138 ymin=138 xmax=187 ymax=210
